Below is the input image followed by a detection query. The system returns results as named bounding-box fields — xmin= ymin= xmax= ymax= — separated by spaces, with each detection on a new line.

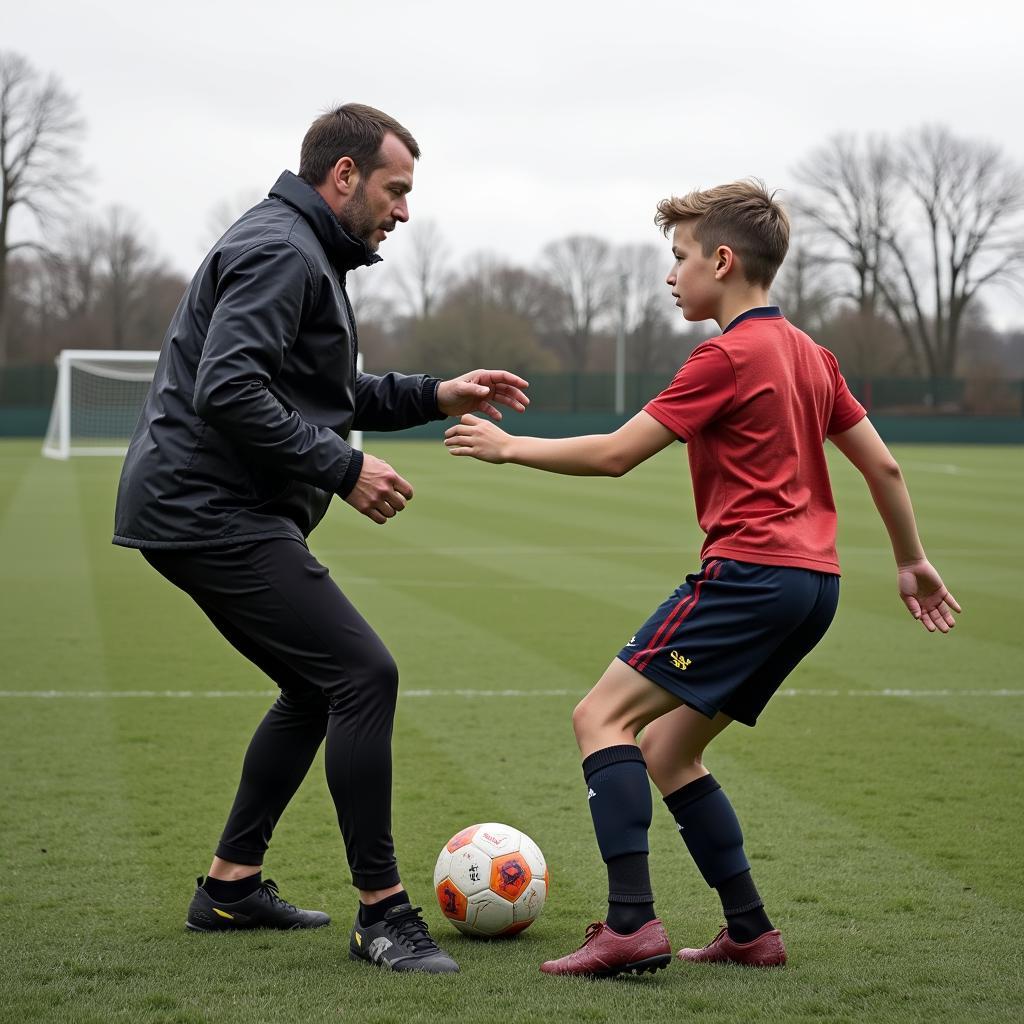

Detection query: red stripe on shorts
xmin=628 ymin=560 xmax=723 ymax=674
xmin=628 ymin=594 xmax=696 ymax=671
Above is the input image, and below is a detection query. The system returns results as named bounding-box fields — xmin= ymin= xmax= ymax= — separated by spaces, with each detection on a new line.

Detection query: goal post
xmin=42 ymin=350 xmax=160 ymax=459
xmin=350 ymin=351 xmax=363 ymax=452
xmin=42 ymin=349 xmax=365 ymax=459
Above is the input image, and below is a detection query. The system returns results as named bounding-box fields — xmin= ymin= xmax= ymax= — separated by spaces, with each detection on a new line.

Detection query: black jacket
xmin=113 ymin=171 xmax=442 ymax=550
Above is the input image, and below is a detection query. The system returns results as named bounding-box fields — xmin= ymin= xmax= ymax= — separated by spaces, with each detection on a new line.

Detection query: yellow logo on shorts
xmin=669 ymin=651 xmax=692 ymax=671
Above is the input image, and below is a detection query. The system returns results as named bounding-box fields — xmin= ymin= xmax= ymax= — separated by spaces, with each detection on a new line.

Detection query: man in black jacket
xmin=113 ymin=104 xmax=529 ymax=974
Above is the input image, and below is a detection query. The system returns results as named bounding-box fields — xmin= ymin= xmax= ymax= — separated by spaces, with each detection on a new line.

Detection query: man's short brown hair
xmin=298 ymin=103 xmax=420 ymax=186
xmin=655 ymin=179 xmax=790 ymax=287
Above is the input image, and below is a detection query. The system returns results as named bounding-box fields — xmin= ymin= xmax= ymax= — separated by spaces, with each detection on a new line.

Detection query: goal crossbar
xmin=41 ymin=349 xmax=365 ymax=459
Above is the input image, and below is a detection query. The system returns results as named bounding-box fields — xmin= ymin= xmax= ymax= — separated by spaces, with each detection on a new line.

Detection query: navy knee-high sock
xmin=664 ymin=774 xmax=773 ymax=942
xmin=582 ymin=744 xmax=656 ymax=934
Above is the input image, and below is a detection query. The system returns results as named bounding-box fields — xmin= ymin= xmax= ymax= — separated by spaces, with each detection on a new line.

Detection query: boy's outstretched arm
xmin=829 ymin=417 xmax=961 ymax=633
xmin=443 ymin=411 xmax=677 ymax=477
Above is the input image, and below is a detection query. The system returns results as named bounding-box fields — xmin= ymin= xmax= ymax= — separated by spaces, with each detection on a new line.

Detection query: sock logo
xmin=669 ymin=650 xmax=692 ymax=670
xmin=587 ymin=787 xmax=597 ymax=800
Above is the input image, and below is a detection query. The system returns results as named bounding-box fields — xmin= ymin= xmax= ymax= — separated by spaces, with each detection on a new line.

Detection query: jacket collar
xmin=268 ymin=170 xmax=382 ymax=273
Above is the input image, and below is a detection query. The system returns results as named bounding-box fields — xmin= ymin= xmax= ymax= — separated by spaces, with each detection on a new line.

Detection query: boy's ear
xmin=714 ymin=245 xmax=735 ymax=279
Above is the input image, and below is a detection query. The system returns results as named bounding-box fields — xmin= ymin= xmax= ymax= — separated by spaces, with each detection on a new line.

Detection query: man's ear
xmin=714 ymin=245 xmax=735 ymax=279
xmin=330 ymin=156 xmax=359 ymax=196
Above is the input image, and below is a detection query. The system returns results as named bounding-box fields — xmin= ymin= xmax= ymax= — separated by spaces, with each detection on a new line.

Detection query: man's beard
xmin=338 ymin=181 xmax=394 ymax=250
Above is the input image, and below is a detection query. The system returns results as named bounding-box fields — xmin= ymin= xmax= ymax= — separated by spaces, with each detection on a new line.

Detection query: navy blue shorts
xmin=617 ymin=558 xmax=839 ymax=726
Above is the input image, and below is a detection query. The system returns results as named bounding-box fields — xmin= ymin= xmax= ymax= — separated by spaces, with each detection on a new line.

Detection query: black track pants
xmin=142 ymin=538 xmax=401 ymax=890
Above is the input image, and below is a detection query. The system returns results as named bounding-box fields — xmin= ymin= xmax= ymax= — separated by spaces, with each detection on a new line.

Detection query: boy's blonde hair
xmin=655 ymin=179 xmax=790 ymax=287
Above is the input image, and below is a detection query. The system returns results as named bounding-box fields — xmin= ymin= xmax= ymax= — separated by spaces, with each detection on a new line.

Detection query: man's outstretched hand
xmin=437 ymin=370 xmax=529 ymax=421
xmin=344 ymin=452 xmax=414 ymax=525
xmin=897 ymin=558 xmax=962 ymax=633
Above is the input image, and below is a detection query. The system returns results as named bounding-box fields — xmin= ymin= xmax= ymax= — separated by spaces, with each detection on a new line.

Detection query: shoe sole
xmin=348 ymin=950 xmax=459 ymax=974
xmin=601 ymin=953 xmax=673 ymax=978
xmin=545 ymin=952 xmax=673 ymax=979
xmin=186 ymin=920 xmax=329 ymax=932
xmin=678 ymin=958 xmax=785 ymax=967
xmin=677 ymin=952 xmax=785 ymax=967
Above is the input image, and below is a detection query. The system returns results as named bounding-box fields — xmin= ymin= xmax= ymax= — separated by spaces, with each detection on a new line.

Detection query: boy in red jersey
xmin=443 ymin=180 xmax=960 ymax=978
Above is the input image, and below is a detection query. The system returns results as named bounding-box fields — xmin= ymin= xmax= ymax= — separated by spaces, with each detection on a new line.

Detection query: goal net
xmin=42 ymin=349 xmax=365 ymax=459
xmin=42 ymin=350 xmax=159 ymax=459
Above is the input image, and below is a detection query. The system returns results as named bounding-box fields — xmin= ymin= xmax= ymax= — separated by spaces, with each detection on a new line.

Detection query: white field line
xmin=317 ymin=545 xmax=682 ymax=558
xmin=325 ymin=577 xmax=662 ymax=590
xmin=0 ymin=688 xmax=1021 ymax=699
xmin=316 ymin=544 xmax=1008 ymax=561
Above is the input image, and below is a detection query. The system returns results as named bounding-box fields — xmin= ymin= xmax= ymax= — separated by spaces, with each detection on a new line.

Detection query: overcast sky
xmin=7 ymin=0 xmax=1024 ymax=327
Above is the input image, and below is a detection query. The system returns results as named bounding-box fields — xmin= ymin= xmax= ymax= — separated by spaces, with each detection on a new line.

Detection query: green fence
xmin=3 ymin=365 xmax=1023 ymax=443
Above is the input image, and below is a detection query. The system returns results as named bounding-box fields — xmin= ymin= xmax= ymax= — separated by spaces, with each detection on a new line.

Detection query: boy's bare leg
xmin=641 ymin=700 xmax=782 ymax=963
xmin=639 ymin=705 xmax=733 ymax=795
xmin=571 ymin=659 xmax=682 ymax=757
xmin=541 ymin=660 xmax=679 ymax=976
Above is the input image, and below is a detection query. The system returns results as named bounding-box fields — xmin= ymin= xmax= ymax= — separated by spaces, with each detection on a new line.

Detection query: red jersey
xmin=644 ymin=308 xmax=865 ymax=574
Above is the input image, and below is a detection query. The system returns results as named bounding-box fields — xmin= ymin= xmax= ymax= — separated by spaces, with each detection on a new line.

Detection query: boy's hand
xmin=444 ymin=414 xmax=511 ymax=463
xmin=436 ymin=370 xmax=529 ymax=421
xmin=897 ymin=558 xmax=962 ymax=633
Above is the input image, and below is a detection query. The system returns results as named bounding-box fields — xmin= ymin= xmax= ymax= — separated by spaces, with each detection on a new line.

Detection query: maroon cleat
xmin=540 ymin=919 xmax=672 ymax=978
xmin=676 ymin=926 xmax=787 ymax=967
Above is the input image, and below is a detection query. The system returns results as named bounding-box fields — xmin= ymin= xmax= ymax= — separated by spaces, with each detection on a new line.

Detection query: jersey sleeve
xmin=822 ymin=348 xmax=867 ymax=435
xmin=643 ymin=343 xmax=736 ymax=441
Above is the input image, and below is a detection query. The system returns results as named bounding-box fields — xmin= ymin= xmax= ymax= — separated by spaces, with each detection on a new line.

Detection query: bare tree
xmin=5 ymin=209 xmax=185 ymax=363
xmin=542 ymin=235 xmax=613 ymax=406
xmin=44 ymin=219 xmax=104 ymax=323
xmin=794 ymin=127 xmax=1024 ymax=388
xmin=793 ymin=135 xmax=897 ymax=319
xmin=131 ymin=265 xmax=188 ymax=349
xmin=347 ymin=263 xmax=399 ymax=332
xmin=611 ymin=243 xmax=678 ymax=379
xmin=100 ymin=206 xmax=158 ymax=349
xmin=790 ymin=134 xmax=897 ymax=315
xmin=614 ymin=245 xmax=663 ymax=332
xmin=6 ymin=224 xmax=104 ymax=361
xmin=406 ymin=283 xmax=557 ymax=377
xmin=769 ymin=239 xmax=838 ymax=336
xmin=878 ymin=125 xmax=1024 ymax=387
xmin=792 ymin=134 xmax=906 ymax=384
xmin=0 ymin=51 xmax=84 ymax=365
xmin=768 ymin=203 xmax=840 ymax=336
xmin=201 ymin=189 xmax=263 ymax=251
xmin=394 ymin=218 xmax=451 ymax=320
xmin=454 ymin=253 xmax=565 ymax=334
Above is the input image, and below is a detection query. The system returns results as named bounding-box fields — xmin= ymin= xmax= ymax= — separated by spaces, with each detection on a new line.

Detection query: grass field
xmin=1 ymin=438 xmax=1022 ymax=1024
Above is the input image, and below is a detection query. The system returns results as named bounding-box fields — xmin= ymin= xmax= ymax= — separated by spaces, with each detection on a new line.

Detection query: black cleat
xmin=185 ymin=876 xmax=331 ymax=932
xmin=349 ymin=903 xmax=459 ymax=973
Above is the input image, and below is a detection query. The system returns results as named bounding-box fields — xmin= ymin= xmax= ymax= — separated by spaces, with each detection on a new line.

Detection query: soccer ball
xmin=433 ymin=822 xmax=548 ymax=937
